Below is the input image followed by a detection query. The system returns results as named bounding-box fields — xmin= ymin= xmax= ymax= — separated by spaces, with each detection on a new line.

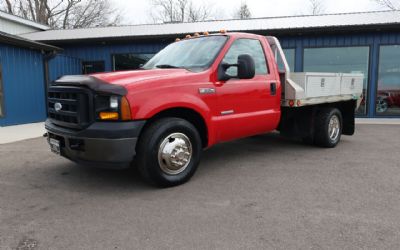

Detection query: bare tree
xmin=233 ymin=2 xmax=252 ymax=19
xmin=373 ymin=0 xmax=399 ymax=10
xmin=308 ymin=0 xmax=325 ymax=15
xmin=150 ymin=0 xmax=216 ymax=23
xmin=0 ymin=0 xmax=121 ymax=29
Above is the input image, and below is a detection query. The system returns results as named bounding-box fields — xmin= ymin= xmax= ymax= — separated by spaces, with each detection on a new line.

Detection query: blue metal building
xmin=2 ymin=10 xmax=400 ymax=126
xmin=0 ymin=32 xmax=59 ymax=126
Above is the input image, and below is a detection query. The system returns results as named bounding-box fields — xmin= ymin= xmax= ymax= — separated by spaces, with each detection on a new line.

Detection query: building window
xmin=82 ymin=61 xmax=105 ymax=74
xmin=303 ymin=47 xmax=370 ymax=115
xmin=376 ymin=45 xmax=400 ymax=116
xmin=0 ymin=65 xmax=4 ymax=118
xmin=112 ymin=53 xmax=155 ymax=71
xmin=278 ymin=48 xmax=295 ymax=72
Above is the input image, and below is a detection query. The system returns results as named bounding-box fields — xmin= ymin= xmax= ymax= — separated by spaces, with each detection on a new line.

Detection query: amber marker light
xmin=99 ymin=112 xmax=119 ymax=120
xmin=185 ymin=35 xmax=192 ymax=39
xmin=220 ymin=29 xmax=227 ymax=34
xmin=203 ymin=31 xmax=209 ymax=36
xmin=175 ymin=38 xmax=181 ymax=42
xmin=120 ymin=97 xmax=132 ymax=120
xmin=194 ymin=32 xmax=200 ymax=37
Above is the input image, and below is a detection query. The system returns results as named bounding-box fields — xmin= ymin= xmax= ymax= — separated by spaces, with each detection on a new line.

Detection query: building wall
xmin=0 ymin=43 xmax=46 ymax=126
xmin=53 ymin=30 xmax=400 ymax=118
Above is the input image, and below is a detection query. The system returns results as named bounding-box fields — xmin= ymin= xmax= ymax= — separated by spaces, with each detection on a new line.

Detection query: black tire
xmin=136 ymin=118 xmax=202 ymax=187
xmin=376 ymin=97 xmax=389 ymax=113
xmin=314 ymin=108 xmax=343 ymax=148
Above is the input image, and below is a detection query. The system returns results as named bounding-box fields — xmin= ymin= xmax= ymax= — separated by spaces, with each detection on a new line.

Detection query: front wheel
xmin=136 ymin=118 xmax=202 ymax=187
xmin=314 ymin=108 xmax=343 ymax=148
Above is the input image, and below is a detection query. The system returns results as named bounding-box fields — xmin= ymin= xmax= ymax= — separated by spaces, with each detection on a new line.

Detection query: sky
xmin=111 ymin=0 xmax=388 ymax=25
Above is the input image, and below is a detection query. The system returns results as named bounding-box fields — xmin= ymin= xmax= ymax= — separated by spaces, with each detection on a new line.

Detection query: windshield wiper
xmin=155 ymin=64 xmax=182 ymax=69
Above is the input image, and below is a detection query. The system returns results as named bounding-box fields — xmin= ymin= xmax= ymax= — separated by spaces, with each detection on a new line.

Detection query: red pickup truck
xmin=45 ymin=32 xmax=363 ymax=187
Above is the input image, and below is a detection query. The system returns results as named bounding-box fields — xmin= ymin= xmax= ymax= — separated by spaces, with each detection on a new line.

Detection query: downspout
xmin=43 ymin=50 xmax=57 ymax=114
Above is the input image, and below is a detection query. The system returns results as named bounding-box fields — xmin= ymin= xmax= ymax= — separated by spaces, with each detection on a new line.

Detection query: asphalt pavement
xmin=1 ymin=124 xmax=400 ymax=249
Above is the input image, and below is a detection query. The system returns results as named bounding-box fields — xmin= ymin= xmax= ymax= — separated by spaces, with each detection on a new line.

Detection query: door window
xmin=222 ymin=39 xmax=268 ymax=76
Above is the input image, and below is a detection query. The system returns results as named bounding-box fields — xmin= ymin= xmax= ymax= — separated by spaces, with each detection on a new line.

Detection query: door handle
xmin=270 ymin=82 xmax=277 ymax=96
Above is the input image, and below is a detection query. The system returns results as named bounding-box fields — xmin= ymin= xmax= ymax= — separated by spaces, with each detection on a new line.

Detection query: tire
xmin=376 ymin=97 xmax=389 ymax=113
xmin=136 ymin=118 xmax=202 ymax=187
xmin=314 ymin=108 xmax=342 ymax=148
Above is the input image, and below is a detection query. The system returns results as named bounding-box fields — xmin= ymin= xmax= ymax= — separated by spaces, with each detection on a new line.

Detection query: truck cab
xmin=45 ymin=32 xmax=362 ymax=187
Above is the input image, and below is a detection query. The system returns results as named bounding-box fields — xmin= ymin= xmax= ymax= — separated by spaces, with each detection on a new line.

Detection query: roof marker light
xmin=194 ymin=32 xmax=200 ymax=37
xmin=220 ymin=29 xmax=227 ymax=34
xmin=203 ymin=31 xmax=209 ymax=36
xmin=289 ymin=100 xmax=295 ymax=107
xmin=185 ymin=35 xmax=192 ymax=39
xmin=175 ymin=38 xmax=181 ymax=42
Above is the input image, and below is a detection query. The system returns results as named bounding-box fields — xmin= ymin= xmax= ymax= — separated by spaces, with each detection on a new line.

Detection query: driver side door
xmin=214 ymin=38 xmax=280 ymax=142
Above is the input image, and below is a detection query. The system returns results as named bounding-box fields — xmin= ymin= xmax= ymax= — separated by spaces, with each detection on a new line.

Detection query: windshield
xmin=143 ymin=36 xmax=228 ymax=72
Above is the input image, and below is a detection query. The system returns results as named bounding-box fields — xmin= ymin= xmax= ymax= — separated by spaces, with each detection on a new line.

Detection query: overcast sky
xmin=111 ymin=0 xmax=388 ymax=25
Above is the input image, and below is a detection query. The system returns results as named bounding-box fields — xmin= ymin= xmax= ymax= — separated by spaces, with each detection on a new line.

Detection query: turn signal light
xmin=99 ymin=112 xmax=119 ymax=120
xmin=121 ymin=97 xmax=132 ymax=120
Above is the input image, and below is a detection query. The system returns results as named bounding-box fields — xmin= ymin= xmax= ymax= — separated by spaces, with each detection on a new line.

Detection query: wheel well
xmin=144 ymin=108 xmax=208 ymax=148
xmin=279 ymin=100 xmax=357 ymax=138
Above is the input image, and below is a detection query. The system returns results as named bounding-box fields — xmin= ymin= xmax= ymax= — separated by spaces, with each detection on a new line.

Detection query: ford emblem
xmin=54 ymin=102 xmax=63 ymax=112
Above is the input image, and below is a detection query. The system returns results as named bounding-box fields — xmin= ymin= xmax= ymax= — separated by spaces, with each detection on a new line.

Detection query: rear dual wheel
xmin=136 ymin=118 xmax=202 ymax=187
xmin=314 ymin=108 xmax=343 ymax=148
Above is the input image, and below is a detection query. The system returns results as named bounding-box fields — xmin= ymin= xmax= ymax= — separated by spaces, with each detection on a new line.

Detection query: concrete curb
xmin=356 ymin=118 xmax=400 ymax=125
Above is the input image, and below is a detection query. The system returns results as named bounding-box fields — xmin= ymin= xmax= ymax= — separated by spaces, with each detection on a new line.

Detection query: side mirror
xmin=218 ymin=54 xmax=256 ymax=81
xmin=237 ymin=54 xmax=255 ymax=80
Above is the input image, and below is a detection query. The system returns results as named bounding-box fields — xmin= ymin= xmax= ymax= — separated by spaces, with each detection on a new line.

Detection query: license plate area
xmin=49 ymin=138 xmax=61 ymax=155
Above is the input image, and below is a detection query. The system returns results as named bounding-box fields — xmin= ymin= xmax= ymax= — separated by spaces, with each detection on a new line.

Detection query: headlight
xmin=110 ymin=96 xmax=119 ymax=109
xmin=95 ymin=95 xmax=131 ymax=121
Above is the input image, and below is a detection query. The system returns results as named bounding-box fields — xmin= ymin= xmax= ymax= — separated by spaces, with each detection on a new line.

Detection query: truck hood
xmin=54 ymin=69 xmax=193 ymax=96
xmin=92 ymin=69 xmax=192 ymax=87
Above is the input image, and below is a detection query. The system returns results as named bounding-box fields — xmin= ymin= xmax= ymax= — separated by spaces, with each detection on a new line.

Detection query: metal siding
xmin=0 ymin=43 xmax=46 ymax=126
xmin=48 ymin=55 xmax=81 ymax=82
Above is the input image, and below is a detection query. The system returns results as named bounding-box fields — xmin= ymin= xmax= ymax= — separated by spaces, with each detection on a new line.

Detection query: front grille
xmin=48 ymin=86 xmax=93 ymax=129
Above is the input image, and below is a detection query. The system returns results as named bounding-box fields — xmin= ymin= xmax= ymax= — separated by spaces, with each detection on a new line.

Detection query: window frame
xmin=221 ymin=38 xmax=270 ymax=76
xmin=302 ymin=45 xmax=372 ymax=117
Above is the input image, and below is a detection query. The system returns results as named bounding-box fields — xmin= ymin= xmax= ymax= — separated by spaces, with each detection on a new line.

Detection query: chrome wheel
xmin=158 ymin=133 xmax=192 ymax=175
xmin=328 ymin=115 xmax=340 ymax=142
xmin=376 ymin=98 xmax=388 ymax=113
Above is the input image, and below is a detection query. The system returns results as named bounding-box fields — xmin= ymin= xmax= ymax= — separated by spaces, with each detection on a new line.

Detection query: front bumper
xmin=45 ymin=119 xmax=146 ymax=169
